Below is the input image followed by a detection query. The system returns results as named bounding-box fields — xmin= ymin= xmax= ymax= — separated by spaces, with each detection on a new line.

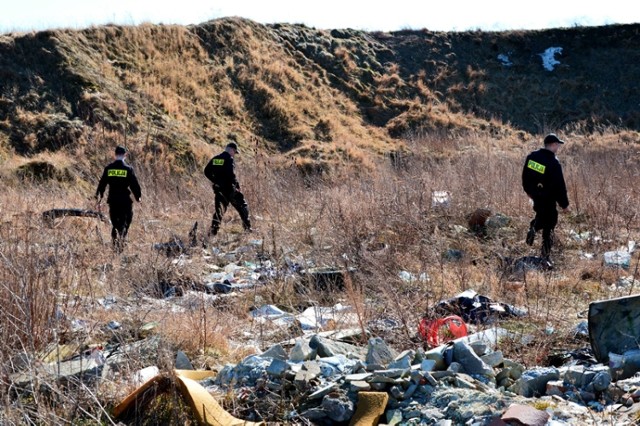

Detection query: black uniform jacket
xmin=522 ymin=148 xmax=569 ymax=209
xmin=204 ymin=151 xmax=238 ymax=191
xmin=96 ymin=159 xmax=142 ymax=204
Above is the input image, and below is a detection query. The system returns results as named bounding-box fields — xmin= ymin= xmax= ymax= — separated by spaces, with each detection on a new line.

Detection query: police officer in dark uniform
xmin=204 ymin=142 xmax=252 ymax=236
xmin=96 ymin=146 xmax=142 ymax=251
xmin=522 ymin=133 xmax=569 ymax=261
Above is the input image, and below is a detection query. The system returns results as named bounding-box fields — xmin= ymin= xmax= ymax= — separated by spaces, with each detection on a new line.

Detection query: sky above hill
xmin=2 ymin=0 xmax=637 ymax=34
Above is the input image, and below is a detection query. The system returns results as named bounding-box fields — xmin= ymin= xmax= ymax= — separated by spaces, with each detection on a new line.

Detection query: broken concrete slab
xmin=501 ymin=404 xmax=549 ymax=426
xmin=588 ymin=293 xmax=640 ymax=363
xmin=309 ymin=334 xmax=366 ymax=359
xmin=509 ymin=367 xmax=560 ymax=397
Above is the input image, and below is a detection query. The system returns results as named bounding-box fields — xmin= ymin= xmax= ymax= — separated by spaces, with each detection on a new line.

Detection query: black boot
xmin=526 ymin=227 xmax=536 ymax=246
xmin=526 ymin=219 xmax=536 ymax=246
xmin=239 ymin=205 xmax=252 ymax=232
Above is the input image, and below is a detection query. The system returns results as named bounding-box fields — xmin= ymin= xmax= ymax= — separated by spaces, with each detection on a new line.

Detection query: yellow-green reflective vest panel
xmin=108 ymin=169 xmax=128 ymax=177
xmin=527 ymin=160 xmax=545 ymax=174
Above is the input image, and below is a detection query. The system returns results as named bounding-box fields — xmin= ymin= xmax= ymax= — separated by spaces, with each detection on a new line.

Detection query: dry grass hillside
xmin=1 ymin=18 xmax=640 ymax=181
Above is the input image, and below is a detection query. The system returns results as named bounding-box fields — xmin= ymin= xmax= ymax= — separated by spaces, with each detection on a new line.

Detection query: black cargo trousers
xmin=109 ymin=200 xmax=133 ymax=248
xmin=530 ymin=199 xmax=558 ymax=259
xmin=210 ymin=185 xmax=251 ymax=236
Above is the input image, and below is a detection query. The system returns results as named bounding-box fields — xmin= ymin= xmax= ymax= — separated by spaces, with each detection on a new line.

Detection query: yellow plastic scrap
xmin=175 ymin=371 xmax=263 ymax=426
xmin=113 ymin=369 xmax=262 ymax=426
xmin=349 ymin=391 xmax=389 ymax=426
xmin=174 ymin=369 xmax=216 ymax=381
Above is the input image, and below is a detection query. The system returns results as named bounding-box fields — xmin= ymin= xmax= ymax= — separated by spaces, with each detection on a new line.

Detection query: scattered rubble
xmin=12 ymin=234 xmax=640 ymax=425
xmin=204 ymin=328 xmax=639 ymax=424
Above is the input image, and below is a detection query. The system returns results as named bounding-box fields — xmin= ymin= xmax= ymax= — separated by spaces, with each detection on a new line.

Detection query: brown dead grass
xmin=0 ymin=127 xmax=639 ymax=422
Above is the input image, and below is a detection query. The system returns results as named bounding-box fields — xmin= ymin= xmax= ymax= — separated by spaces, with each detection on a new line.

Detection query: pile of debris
xmin=200 ymin=326 xmax=639 ymax=425
xmin=15 ymin=212 xmax=640 ymax=424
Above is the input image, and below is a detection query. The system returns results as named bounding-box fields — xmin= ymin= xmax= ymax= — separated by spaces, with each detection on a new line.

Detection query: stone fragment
xmin=350 ymin=380 xmax=371 ymax=392
xmin=366 ymin=337 xmax=397 ymax=366
xmin=501 ymin=404 xmax=550 ymax=426
xmin=321 ymin=393 xmax=354 ymax=422
xmin=289 ymin=339 xmax=313 ymax=362
xmin=261 ymin=344 xmax=288 ymax=361
xmin=545 ymin=380 xmax=566 ymax=396
xmin=423 ymin=346 xmax=447 ymax=370
xmin=420 ymin=359 xmax=436 ymax=372
xmin=389 ymin=350 xmax=413 ymax=369
xmin=385 ymin=409 xmax=403 ymax=426
xmin=481 ymin=351 xmax=504 ymax=368
xmin=509 ymin=367 xmax=560 ymax=397
xmin=590 ymin=370 xmax=612 ymax=392
xmin=503 ymin=359 xmax=525 ymax=380
xmin=345 ymin=372 xmax=371 ymax=382
xmin=266 ymin=358 xmax=289 ymax=378
xmin=302 ymin=361 xmax=321 ymax=376
xmin=294 ymin=369 xmax=317 ymax=389
xmin=310 ymin=334 xmax=365 ymax=359
xmin=175 ymin=351 xmax=194 ymax=370
xmin=309 ymin=383 xmax=337 ymax=399
xmin=453 ymin=341 xmax=494 ymax=377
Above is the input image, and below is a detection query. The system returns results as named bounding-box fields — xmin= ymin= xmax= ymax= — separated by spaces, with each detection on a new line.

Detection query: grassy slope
xmin=1 ymin=19 xmax=640 ymax=183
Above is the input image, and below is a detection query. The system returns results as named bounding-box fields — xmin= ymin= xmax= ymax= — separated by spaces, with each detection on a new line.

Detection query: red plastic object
xmin=418 ymin=315 xmax=468 ymax=347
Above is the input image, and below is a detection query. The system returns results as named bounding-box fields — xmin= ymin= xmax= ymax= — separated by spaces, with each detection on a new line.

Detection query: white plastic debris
xmin=579 ymin=251 xmax=595 ymax=260
xmin=540 ymin=47 xmax=562 ymax=71
xmin=296 ymin=303 xmax=356 ymax=330
xmin=497 ymin=53 xmax=513 ymax=66
xmin=251 ymin=305 xmax=289 ymax=319
xmin=569 ymin=230 xmax=591 ymax=242
xmin=603 ymin=250 xmax=631 ymax=269
xmin=432 ymin=191 xmax=451 ymax=207
xmin=398 ymin=271 xmax=429 ymax=283
xmin=250 ymin=305 xmax=296 ymax=327
xmin=133 ymin=366 xmax=159 ymax=386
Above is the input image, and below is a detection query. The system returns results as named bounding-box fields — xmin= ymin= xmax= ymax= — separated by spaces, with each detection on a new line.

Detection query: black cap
xmin=115 ymin=145 xmax=127 ymax=155
xmin=226 ymin=142 xmax=239 ymax=152
xmin=544 ymin=133 xmax=564 ymax=145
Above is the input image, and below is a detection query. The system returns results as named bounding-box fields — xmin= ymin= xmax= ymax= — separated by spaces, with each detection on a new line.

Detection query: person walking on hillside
xmin=96 ymin=146 xmax=142 ymax=252
xmin=204 ymin=142 xmax=252 ymax=236
xmin=522 ymin=133 xmax=569 ymax=263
